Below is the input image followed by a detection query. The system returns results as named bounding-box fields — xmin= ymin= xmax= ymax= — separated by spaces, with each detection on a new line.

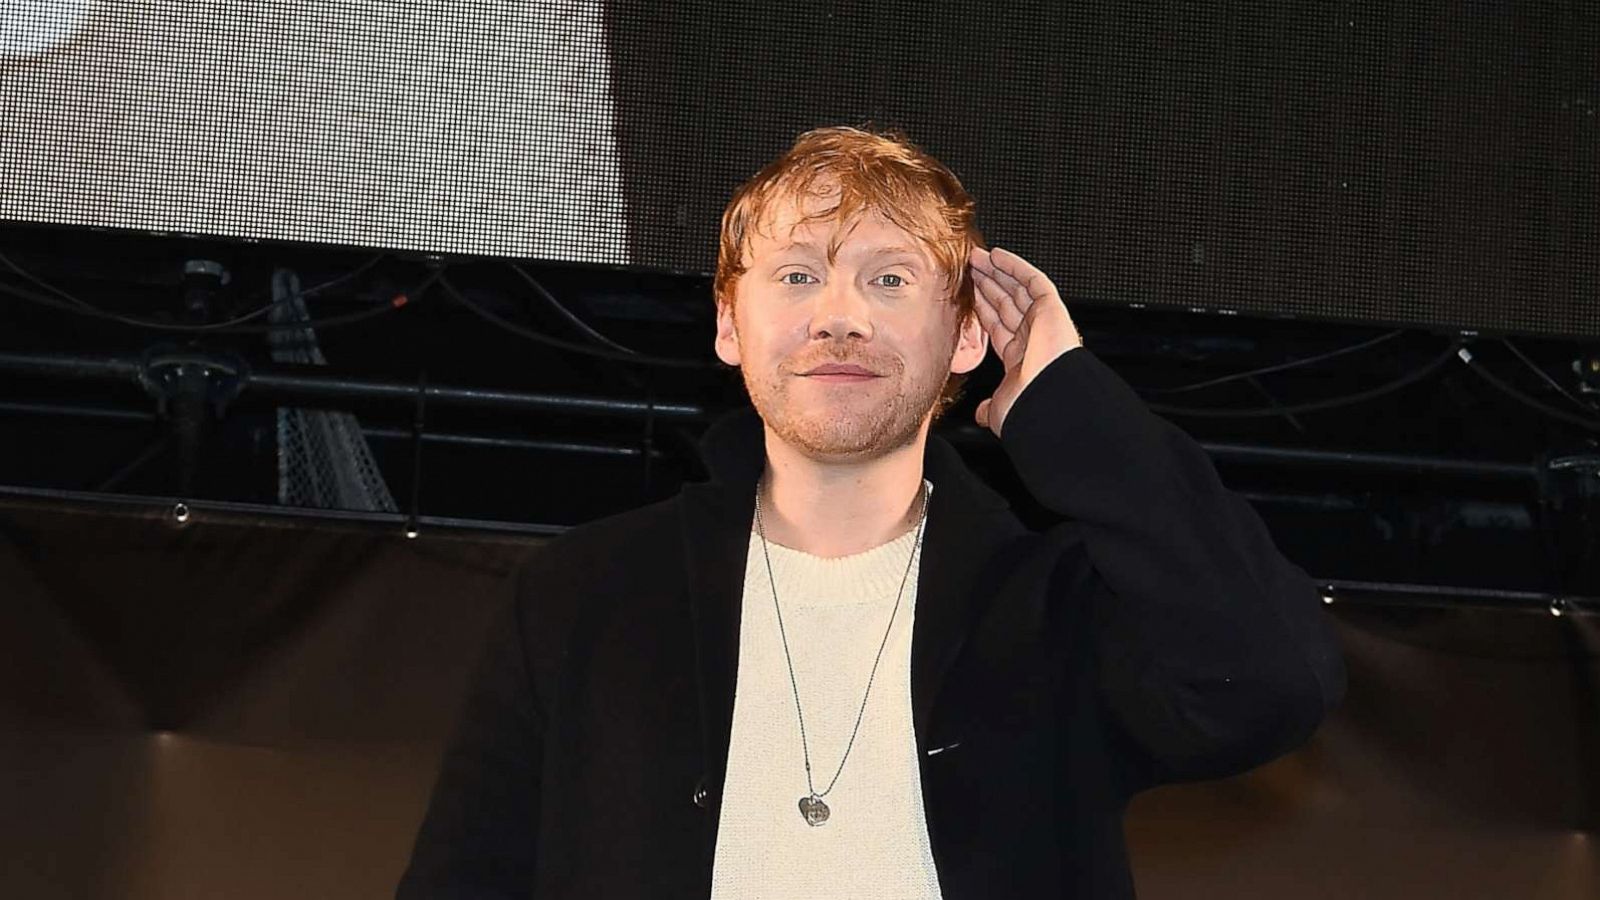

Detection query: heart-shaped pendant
xmin=798 ymin=794 xmax=830 ymax=826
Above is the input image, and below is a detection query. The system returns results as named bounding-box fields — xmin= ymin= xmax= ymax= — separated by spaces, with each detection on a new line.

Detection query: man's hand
xmin=969 ymin=246 xmax=1084 ymax=437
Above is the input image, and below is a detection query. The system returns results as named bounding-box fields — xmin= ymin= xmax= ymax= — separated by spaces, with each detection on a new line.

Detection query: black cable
xmin=0 ymin=248 xmax=86 ymax=307
xmin=1147 ymin=339 xmax=1461 ymax=418
xmin=0 ymin=249 xmax=391 ymax=333
xmin=1242 ymin=374 xmax=1306 ymax=434
xmin=0 ymin=262 xmax=424 ymax=335
xmin=439 ymin=275 xmax=720 ymax=370
xmin=208 ymin=268 xmax=439 ymax=335
xmin=2 ymin=248 xmax=249 ymax=327
xmin=1459 ymin=346 xmax=1600 ymax=433
xmin=506 ymin=262 xmax=640 ymax=355
xmin=1498 ymin=338 xmax=1598 ymax=415
xmin=1134 ymin=329 xmax=1406 ymax=395
xmin=244 ymin=254 xmax=384 ymax=304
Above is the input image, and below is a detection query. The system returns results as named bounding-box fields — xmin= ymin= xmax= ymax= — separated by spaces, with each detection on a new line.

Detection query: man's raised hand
xmin=968 ymin=246 xmax=1084 ymax=437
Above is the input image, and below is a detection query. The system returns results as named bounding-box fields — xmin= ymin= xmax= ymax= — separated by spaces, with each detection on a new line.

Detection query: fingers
xmin=970 ymin=284 xmax=1016 ymax=361
xmin=971 ymin=266 xmax=1026 ymax=332
xmin=975 ymin=397 xmax=991 ymax=431
xmin=988 ymin=246 xmax=1059 ymax=306
xmin=969 ymin=247 xmax=1033 ymax=329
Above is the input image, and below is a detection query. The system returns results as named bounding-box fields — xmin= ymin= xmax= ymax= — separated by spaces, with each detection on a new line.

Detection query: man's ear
xmin=949 ymin=308 xmax=987 ymax=376
xmin=714 ymin=298 xmax=742 ymax=367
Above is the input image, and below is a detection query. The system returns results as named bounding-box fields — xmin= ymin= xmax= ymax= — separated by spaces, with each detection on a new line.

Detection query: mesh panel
xmin=269 ymin=269 xmax=397 ymax=513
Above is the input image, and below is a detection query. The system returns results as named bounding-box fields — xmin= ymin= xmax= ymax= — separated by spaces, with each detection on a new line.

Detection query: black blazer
xmin=398 ymin=347 xmax=1347 ymax=898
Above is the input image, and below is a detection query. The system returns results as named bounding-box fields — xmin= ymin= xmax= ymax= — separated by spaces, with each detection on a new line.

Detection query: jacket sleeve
xmin=396 ymin=558 xmax=545 ymax=899
xmin=1000 ymin=347 xmax=1347 ymax=788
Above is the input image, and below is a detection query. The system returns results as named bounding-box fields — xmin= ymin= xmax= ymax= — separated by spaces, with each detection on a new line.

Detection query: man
xmin=398 ymin=126 xmax=1346 ymax=898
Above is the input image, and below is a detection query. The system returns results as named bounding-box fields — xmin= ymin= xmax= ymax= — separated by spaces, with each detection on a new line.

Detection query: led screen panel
xmin=2 ymin=2 xmax=1596 ymax=337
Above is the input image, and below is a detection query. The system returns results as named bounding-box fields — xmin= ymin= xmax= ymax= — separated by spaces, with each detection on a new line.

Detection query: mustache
xmin=781 ymin=348 xmax=902 ymax=375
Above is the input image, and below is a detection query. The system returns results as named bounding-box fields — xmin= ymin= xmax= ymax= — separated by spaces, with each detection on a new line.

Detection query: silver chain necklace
xmin=752 ymin=477 xmax=931 ymax=827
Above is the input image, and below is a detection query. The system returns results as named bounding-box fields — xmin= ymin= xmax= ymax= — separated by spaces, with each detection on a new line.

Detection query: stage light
xmin=0 ymin=0 xmax=92 ymax=59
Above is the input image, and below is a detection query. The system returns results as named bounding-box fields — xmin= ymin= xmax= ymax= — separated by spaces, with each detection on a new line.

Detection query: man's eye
xmin=780 ymin=272 xmax=815 ymax=285
xmin=874 ymin=273 xmax=906 ymax=288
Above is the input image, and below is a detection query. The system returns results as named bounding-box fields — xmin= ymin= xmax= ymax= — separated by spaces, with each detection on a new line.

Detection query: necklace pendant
xmin=798 ymin=794 xmax=830 ymax=826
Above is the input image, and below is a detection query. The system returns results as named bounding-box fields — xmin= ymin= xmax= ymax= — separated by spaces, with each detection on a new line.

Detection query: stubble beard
xmin=741 ymin=348 xmax=950 ymax=461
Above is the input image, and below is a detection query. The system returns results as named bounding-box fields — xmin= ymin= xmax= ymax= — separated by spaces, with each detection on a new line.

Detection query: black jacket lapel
xmin=679 ymin=479 xmax=750 ymax=809
xmin=678 ymin=410 xmax=763 ymax=806
xmin=908 ymin=436 xmax=1017 ymax=747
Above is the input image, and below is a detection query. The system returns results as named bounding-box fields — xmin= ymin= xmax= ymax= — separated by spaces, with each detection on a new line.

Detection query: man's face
xmin=715 ymin=188 xmax=986 ymax=461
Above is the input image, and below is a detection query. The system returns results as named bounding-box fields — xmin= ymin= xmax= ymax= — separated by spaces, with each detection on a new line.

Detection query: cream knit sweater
xmin=710 ymin=481 xmax=943 ymax=899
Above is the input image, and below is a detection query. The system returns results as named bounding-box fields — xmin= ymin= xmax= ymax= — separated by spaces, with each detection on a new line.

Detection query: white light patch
xmin=0 ymin=0 xmax=631 ymax=263
xmin=0 ymin=0 xmax=92 ymax=59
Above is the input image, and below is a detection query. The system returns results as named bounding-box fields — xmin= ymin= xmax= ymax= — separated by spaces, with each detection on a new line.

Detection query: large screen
xmin=0 ymin=0 xmax=630 ymax=262
xmin=2 ymin=2 xmax=1596 ymax=338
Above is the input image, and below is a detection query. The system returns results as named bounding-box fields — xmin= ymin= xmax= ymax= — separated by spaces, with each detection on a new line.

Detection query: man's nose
xmin=808 ymin=279 xmax=873 ymax=341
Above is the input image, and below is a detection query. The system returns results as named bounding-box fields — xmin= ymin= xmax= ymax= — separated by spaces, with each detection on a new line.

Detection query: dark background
xmin=605 ymin=2 xmax=1599 ymax=338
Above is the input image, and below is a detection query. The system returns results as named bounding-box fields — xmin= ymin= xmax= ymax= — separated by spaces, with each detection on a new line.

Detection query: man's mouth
xmin=800 ymin=363 xmax=882 ymax=383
